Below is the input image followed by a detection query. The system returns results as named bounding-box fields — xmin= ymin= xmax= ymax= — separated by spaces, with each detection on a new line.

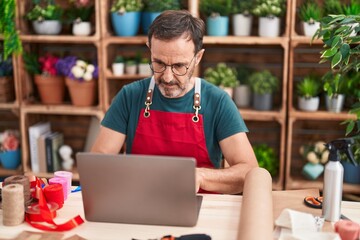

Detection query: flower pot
xmin=0 ymin=149 xmax=21 ymax=170
xmin=138 ymin=63 xmax=152 ymax=76
xmin=298 ymin=96 xmax=319 ymax=112
xmin=72 ymin=21 xmax=91 ymax=36
xmin=342 ymin=161 xmax=360 ymax=184
xmin=232 ymin=14 xmax=252 ymax=36
xmin=233 ymin=85 xmax=251 ymax=107
xmin=34 ymin=75 xmax=65 ymax=104
xmin=32 ymin=20 xmax=62 ymax=35
xmin=112 ymin=63 xmax=125 ymax=76
xmin=111 ymin=11 xmax=141 ymax=36
xmin=220 ymin=86 xmax=234 ymax=98
xmin=302 ymin=21 xmax=320 ymax=37
xmin=66 ymin=78 xmax=97 ymax=107
xmin=302 ymin=162 xmax=324 ymax=180
xmin=325 ymin=94 xmax=345 ymax=113
xmin=125 ymin=64 xmax=137 ymax=75
xmin=141 ymin=12 xmax=161 ymax=34
xmin=253 ymin=93 xmax=273 ymax=111
xmin=206 ymin=16 xmax=229 ymax=36
xmin=258 ymin=16 xmax=280 ymax=37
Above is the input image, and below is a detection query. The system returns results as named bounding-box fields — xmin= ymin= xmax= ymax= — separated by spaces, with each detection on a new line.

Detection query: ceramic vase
xmin=72 ymin=21 xmax=91 ymax=36
xmin=32 ymin=20 xmax=62 ymax=35
xmin=0 ymin=149 xmax=21 ymax=170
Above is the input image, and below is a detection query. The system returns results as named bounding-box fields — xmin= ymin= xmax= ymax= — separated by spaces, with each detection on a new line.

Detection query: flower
xmin=25 ymin=1 xmax=64 ymax=21
xmin=65 ymin=0 xmax=94 ymax=23
xmin=300 ymin=141 xmax=329 ymax=165
xmin=56 ymin=56 xmax=98 ymax=82
xmin=0 ymin=130 xmax=20 ymax=152
xmin=23 ymin=52 xmax=61 ymax=76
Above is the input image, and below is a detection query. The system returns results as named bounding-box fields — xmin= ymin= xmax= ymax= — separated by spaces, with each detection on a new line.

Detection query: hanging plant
xmin=0 ymin=0 xmax=23 ymax=60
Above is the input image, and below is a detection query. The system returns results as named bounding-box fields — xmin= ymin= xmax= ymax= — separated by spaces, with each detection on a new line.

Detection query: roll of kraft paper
xmin=237 ymin=167 xmax=274 ymax=240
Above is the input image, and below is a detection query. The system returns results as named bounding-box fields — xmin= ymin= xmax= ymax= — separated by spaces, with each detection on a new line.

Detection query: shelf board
xmin=203 ymin=36 xmax=289 ymax=46
xmin=0 ymin=102 xmax=19 ymax=110
xmin=107 ymin=73 xmax=151 ymax=80
xmin=0 ymin=167 xmax=23 ymax=177
xmin=103 ymin=36 xmax=148 ymax=45
xmin=290 ymin=36 xmax=323 ymax=46
xmin=21 ymin=104 xmax=104 ymax=116
xmin=240 ymin=108 xmax=285 ymax=122
xmin=20 ymin=34 xmax=100 ymax=43
xmin=289 ymin=110 xmax=357 ymax=121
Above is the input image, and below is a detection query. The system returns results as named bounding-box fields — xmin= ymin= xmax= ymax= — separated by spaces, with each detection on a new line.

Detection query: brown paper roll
xmin=238 ymin=167 xmax=274 ymax=240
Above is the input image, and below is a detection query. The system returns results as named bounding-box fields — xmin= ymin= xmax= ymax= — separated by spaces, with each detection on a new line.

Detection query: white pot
xmin=302 ymin=21 xmax=320 ymax=37
xmin=232 ymin=14 xmax=252 ymax=36
xmin=325 ymin=94 xmax=345 ymax=113
xmin=72 ymin=21 xmax=92 ymax=36
xmin=258 ymin=16 xmax=280 ymax=37
xmin=125 ymin=64 xmax=137 ymax=75
xmin=112 ymin=63 xmax=125 ymax=76
xmin=138 ymin=63 xmax=152 ymax=76
xmin=298 ymin=96 xmax=319 ymax=112
xmin=234 ymin=85 xmax=251 ymax=107
xmin=32 ymin=20 xmax=62 ymax=35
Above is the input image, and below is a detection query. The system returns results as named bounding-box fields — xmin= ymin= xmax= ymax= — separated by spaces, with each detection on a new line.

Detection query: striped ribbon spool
xmin=43 ymin=183 xmax=64 ymax=209
xmin=2 ymin=184 xmax=25 ymax=226
xmin=3 ymin=175 xmax=32 ymax=206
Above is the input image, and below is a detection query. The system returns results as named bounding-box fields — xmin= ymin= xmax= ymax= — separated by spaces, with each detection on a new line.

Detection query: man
xmin=91 ymin=10 xmax=258 ymax=194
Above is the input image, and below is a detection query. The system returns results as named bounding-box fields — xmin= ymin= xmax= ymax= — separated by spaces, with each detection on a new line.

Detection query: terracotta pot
xmin=34 ymin=75 xmax=65 ymax=104
xmin=66 ymin=78 xmax=97 ymax=106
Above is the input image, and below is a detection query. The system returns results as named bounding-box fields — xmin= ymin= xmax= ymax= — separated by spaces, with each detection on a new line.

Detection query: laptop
xmin=76 ymin=152 xmax=203 ymax=227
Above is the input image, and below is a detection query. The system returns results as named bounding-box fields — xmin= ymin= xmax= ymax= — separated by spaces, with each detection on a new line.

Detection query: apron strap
xmin=144 ymin=77 xmax=202 ymax=122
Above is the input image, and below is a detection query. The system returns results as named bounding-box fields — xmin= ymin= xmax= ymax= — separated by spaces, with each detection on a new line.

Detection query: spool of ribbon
xmin=43 ymin=183 xmax=64 ymax=209
xmin=26 ymin=202 xmax=58 ymax=222
xmin=2 ymin=184 xmax=25 ymax=226
xmin=3 ymin=175 xmax=32 ymax=206
xmin=49 ymin=177 xmax=68 ymax=201
xmin=54 ymin=171 xmax=72 ymax=197
xmin=335 ymin=220 xmax=360 ymax=240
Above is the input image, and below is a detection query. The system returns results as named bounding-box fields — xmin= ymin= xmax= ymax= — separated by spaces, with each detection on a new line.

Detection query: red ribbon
xmin=26 ymin=177 xmax=84 ymax=231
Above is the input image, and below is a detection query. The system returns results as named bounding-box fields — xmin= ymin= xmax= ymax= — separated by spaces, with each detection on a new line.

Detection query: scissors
xmin=304 ymin=196 xmax=323 ymax=209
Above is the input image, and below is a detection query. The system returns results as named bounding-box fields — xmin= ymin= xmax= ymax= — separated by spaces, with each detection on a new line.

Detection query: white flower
xmin=71 ymin=66 xmax=85 ymax=79
xmin=321 ymin=150 xmax=330 ymax=164
xmin=86 ymin=64 xmax=95 ymax=73
xmin=307 ymin=151 xmax=319 ymax=164
xmin=76 ymin=60 xmax=87 ymax=68
xmin=315 ymin=141 xmax=326 ymax=153
xmin=83 ymin=72 xmax=93 ymax=81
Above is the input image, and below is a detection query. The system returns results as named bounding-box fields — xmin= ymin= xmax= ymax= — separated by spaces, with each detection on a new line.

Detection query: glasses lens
xmin=150 ymin=62 xmax=166 ymax=73
xmin=172 ymin=64 xmax=187 ymax=76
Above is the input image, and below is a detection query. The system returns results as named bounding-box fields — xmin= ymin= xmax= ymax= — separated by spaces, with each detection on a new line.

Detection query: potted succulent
xmin=25 ymin=0 xmax=64 ymax=35
xmin=323 ymin=0 xmax=343 ymax=16
xmin=253 ymin=144 xmax=278 ymax=177
xmin=300 ymin=141 xmax=329 ymax=180
xmin=64 ymin=0 xmax=94 ymax=36
xmin=0 ymin=129 xmax=21 ymax=170
xmin=322 ymin=71 xmax=348 ymax=113
xmin=200 ymin=0 xmax=233 ymax=36
xmin=249 ymin=70 xmax=279 ymax=111
xmin=110 ymin=0 xmax=143 ymax=37
xmin=252 ymin=0 xmax=286 ymax=37
xmin=23 ymin=52 xmax=65 ymax=104
xmin=231 ymin=0 xmax=254 ymax=36
xmin=296 ymin=75 xmax=321 ymax=112
xmin=112 ymin=55 xmax=125 ymax=76
xmin=56 ymin=56 xmax=99 ymax=106
xmin=233 ymin=65 xmax=252 ymax=107
xmin=0 ymin=56 xmax=15 ymax=103
xmin=298 ymin=1 xmax=323 ymax=37
xmin=141 ymin=0 xmax=181 ymax=34
xmin=125 ymin=58 xmax=138 ymax=75
xmin=138 ymin=57 xmax=151 ymax=76
xmin=204 ymin=63 xmax=238 ymax=97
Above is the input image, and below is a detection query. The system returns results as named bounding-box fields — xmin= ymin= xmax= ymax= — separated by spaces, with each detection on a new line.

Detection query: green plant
xmin=25 ymin=0 xmax=64 ymax=21
xmin=252 ymin=0 xmax=286 ymax=17
xmin=204 ymin=63 xmax=238 ymax=88
xmin=113 ymin=55 xmax=125 ymax=63
xmin=249 ymin=70 xmax=279 ymax=94
xmin=253 ymin=144 xmax=278 ymax=176
xmin=23 ymin=52 xmax=41 ymax=75
xmin=236 ymin=65 xmax=253 ymax=85
xmin=324 ymin=0 xmax=343 ymax=15
xmin=143 ymin=0 xmax=180 ymax=12
xmin=313 ymin=14 xmax=360 ymax=135
xmin=342 ymin=0 xmax=360 ymax=16
xmin=297 ymin=75 xmax=321 ymax=98
xmin=199 ymin=0 xmax=233 ymax=17
xmin=322 ymin=71 xmax=348 ymax=97
xmin=125 ymin=59 xmax=137 ymax=66
xmin=232 ymin=0 xmax=253 ymax=15
xmin=64 ymin=0 xmax=94 ymax=23
xmin=110 ymin=0 xmax=143 ymax=13
xmin=140 ymin=57 xmax=150 ymax=64
xmin=298 ymin=1 xmax=323 ymax=23
xmin=0 ymin=0 xmax=22 ymax=60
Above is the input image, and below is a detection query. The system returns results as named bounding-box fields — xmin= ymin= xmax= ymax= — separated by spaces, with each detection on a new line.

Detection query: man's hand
xmin=195 ymin=168 xmax=204 ymax=193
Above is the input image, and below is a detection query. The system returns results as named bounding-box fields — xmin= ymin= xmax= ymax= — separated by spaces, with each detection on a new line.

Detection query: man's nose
xmin=162 ymin=66 xmax=174 ymax=83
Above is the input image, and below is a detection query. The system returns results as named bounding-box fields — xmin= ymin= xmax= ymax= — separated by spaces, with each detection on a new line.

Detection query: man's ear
xmin=195 ymin=49 xmax=205 ymax=66
xmin=146 ymin=41 xmax=150 ymax=49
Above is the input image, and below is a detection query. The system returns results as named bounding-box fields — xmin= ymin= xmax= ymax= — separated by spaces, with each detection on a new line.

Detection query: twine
xmin=2 ymin=184 xmax=25 ymax=226
xmin=3 ymin=175 xmax=32 ymax=206
xmin=44 ymin=183 xmax=64 ymax=209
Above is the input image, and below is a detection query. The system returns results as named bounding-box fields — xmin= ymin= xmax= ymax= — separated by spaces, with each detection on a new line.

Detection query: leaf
xmin=345 ymin=121 xmax=355 ymax=136
xmin=331 ymin=36 xmax=341 ymax=48
xmin=331 ymin=52 xmax=342 ymax=68
xmin=340 ymin=43 xmax=350 ymax=59
xmin=321 ymin=48 xmax=338 ymax=58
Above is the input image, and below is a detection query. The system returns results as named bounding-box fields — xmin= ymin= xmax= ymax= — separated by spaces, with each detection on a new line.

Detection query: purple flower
xmin=56 ymin=56 xmax=77 ymax=79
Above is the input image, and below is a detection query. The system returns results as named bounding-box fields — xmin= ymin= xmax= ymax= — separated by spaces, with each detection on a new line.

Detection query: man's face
xmin=149 ymin=36 xmax=198 ymax=98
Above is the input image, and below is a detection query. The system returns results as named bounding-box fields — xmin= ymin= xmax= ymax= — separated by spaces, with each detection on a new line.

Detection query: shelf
xmin=289 ymin=110 xmax=357 ymax=121
xmin=20 ymin=104 xmax=104 ymax=117
xmin=290 ymin=36 xmax=323 ymax=46
xmin=20 ymin=35 xmax=100 ymax=44
xmin=0 ymin=102 xmax=19 ymax=110
xmin=204 ymin=36 xmax=289 ymax=47
xmin=24 ymin=171 xmax=79 ymax=181
xmin=240 ymin=109 xmax=285 ymax=122
xmin=0 ymin=168 xmax=23 ymax=177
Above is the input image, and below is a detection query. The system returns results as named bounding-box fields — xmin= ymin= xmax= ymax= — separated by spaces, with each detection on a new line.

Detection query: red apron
xmin=131 ymin=77 xmax=215 ymax=192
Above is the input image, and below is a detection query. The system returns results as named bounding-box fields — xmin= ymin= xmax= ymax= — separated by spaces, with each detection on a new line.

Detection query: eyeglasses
xmin=149 ymin=54 xmax=197 ymax=76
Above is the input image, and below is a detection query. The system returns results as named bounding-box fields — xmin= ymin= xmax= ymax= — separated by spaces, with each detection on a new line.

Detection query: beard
xmin=157 ymin=67 xmax=194 ymax=98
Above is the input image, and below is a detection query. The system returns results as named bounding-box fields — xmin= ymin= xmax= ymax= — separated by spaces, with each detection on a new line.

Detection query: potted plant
xmin=341 ymin=136 xmax=360 ymax=184
xmin=252 ymin=0 xmax=286 ymax=37
xmin=110 ymin=0 xmax=143 ymax=37
xmin=298 ymin=1 xmax=322 ymax=37
xmin=296 ymin=75 xmax=321 ymax=112
xmin=0 ymin=129 xmax=21 ymax=170
xmin=138 ymin=57 xmax=151 ymax=76
xmin=23 ymin=52 xmax=65 ymax=104
xmin=323 ymin=0 xmax=343 ymax=16
xmin=64 ymin=0 xmax=94 ymax=36
xmin=112 ymin=55 xmax=125 ymax=76
xmin=253 ymin=143 xmax=278 ymax=177
xmin=231 ymin=0 xmax=254 ymax=36
xmin=300 ymin=141 xmax=329 ymax=180
xmin=249 ymin=70 xmax=279 ymax=111
xmin=125 ymin=58 xmax=138 ymax=75
xmin=322 ymin=71 xmax=348 ymax=113
xmin=0 ymin=56 xmax=15 ymax=103
xmin=200 ymin=0 xmax=232 ymax=36
xmin=25 ymin=0 xmax=64 ymax=35
xmin=141 ymin=0 xmax=181 ymax=34
xmin=204 ymin=63 xmax=238 ymax=97
xmin=57 ymin=56 xmax=98 ymax=106
xmin=233 ymin=65 xmax=252 ymax=107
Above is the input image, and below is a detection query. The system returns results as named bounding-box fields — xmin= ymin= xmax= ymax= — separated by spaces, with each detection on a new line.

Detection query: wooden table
xmin=1 ymin=189 xmax=359 ymax=240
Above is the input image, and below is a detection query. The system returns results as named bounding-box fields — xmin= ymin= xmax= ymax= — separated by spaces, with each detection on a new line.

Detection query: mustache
xmin=159 ymin=79 xmax=178 ymax=86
